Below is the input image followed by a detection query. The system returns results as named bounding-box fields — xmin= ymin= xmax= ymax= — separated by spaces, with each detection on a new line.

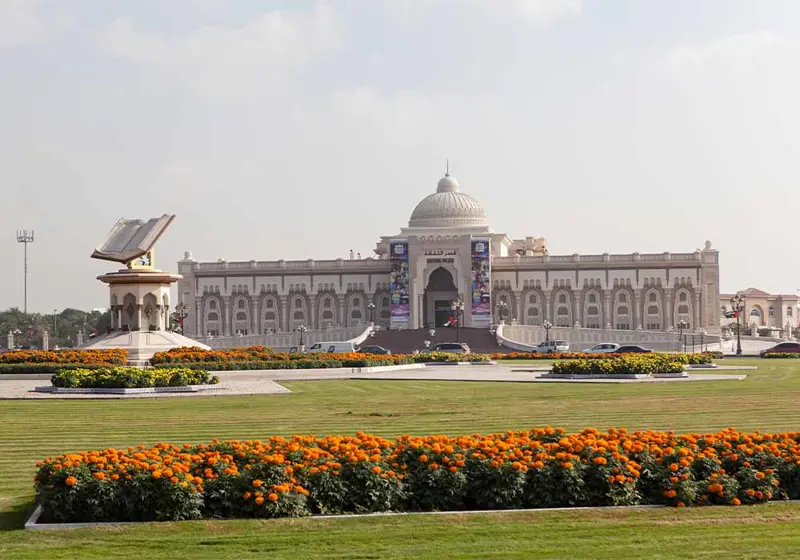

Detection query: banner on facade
xmin=390 ymin=241 xmax=410 ymax=324
xmin=471 ymin=238 xmax=491 ymax=321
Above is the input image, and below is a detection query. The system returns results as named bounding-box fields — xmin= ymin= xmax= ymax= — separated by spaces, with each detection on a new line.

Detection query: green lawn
xmin=1 ymin=357 xmax=800 ymax=558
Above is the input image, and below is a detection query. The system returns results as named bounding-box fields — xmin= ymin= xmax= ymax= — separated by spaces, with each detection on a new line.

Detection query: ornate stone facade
xmin=178 ymin=174 xmax=721 ymax=337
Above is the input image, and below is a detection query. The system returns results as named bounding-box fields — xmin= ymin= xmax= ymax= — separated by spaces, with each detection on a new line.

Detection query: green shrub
xmin=50 ymin=367 xmax=218 ymax=389
xmin=0 ymin=363 xmax=109 ymax=374
xmin=551 ymin=354 xmax=685 ymax=376
xmin=761 ymin=353 xmax=800 ymax=359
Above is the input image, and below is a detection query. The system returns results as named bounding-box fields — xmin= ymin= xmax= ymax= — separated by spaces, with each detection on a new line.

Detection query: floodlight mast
xmin=16 ymin=229 xmax=35 ymax=315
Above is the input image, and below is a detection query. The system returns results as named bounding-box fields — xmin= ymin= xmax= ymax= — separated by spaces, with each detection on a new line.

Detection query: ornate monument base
xmin=83 ymin=329 xmax=208 ymax=366
xmin=84 ymin=214 xmax=209 ymax=365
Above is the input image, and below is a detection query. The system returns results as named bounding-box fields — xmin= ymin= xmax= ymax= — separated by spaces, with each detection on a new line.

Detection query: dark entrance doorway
xmin=424 ymin=267 xmax=458 ymax=327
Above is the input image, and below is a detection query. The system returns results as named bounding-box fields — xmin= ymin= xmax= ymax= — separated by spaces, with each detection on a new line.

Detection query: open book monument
xmin=82 ymin=214 xmax=209 ymax=365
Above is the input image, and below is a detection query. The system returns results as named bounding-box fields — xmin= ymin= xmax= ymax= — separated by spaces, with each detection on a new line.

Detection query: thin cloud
xmin=97 ymin=3 xmax=342 ymax=98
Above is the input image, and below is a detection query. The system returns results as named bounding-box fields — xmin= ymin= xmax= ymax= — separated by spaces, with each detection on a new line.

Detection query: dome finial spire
xmin=445 ymin=158 xmax=450 ymax=177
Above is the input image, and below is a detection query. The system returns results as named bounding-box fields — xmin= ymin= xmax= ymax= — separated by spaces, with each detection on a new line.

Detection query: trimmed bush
xmin=50 ymin=367 xmax=218 ymax=389
xmin=34 ymin=428 xmax=800 ymax=523
xmin=0 ymin=363 xmax=111 ymax=374
xmin=762 ymin=353 xmax=800 ymax=359
xmin=551 ymin=354 xmax=685 ymax=376
xmin=0 ymin=349 xmax=126 ymax=365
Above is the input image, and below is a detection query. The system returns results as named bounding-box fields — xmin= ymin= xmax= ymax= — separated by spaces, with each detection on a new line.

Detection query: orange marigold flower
xmin=252 ymin=479 xmax=263 ymax=487
xmin=93 ymin=472 xmax=106 ymax=480
xmin=268 ymin=493 xmax=279 ymax=502
xmin=418 ymin=454 xmax=429 ymax=463
xmin=170 ymin=476 xmax=179 ymax=484
xmin=255 ymin=497 xmax=265 ymax=505
xmin=65 ymin=476 xmax=77 ymax=487
xmin=151 ymin=470 xmax=162 ymax=480
xmin=732 ymin=498 xmax=741 ymax=506
xmin=371 ymin=466 xmax=382 ymax=474
xmin=243 ymin=491 xmax=252 ymax=500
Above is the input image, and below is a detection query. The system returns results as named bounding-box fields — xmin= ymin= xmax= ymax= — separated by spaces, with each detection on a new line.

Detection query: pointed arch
xmin=261 ymin=294 xmax=281 ymax=332
xmin=522 ymin=289 xmax=543 ymax=325
xmin=553 ymin=289 xmax=572 ymax=327
xmin=613 ymin=288 xmax=632 ymax=330
xmin=583 ymin=289 xmax=602 ymax=329
xmin=643 ymin=288 xmax=663 ymax=330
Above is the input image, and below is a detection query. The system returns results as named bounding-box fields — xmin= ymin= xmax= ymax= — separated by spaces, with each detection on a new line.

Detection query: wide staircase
xmin=365 ymin=328 xmax=513 ymax=355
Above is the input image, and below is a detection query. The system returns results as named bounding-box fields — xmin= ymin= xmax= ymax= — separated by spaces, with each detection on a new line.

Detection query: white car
xmin=584 ymin=343 xmax=621 ymax=353
xmin=535 ymin=340 xmax=570 ymax=353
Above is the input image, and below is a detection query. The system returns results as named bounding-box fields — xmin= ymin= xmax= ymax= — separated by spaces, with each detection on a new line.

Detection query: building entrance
xmin=424 ymin=267 xmax=458 ymax=328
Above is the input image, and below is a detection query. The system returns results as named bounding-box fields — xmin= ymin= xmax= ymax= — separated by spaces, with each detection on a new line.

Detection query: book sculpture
xmin=83 ymin=214 xmax=209 ymax=365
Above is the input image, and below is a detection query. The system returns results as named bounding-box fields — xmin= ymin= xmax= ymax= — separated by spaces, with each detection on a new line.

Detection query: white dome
xmin=408 ymin=174 xmax=488 ymax=228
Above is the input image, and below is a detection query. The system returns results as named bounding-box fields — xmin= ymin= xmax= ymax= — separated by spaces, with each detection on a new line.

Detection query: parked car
xmin=428 ymin=342 xmax=472 ymax=354
xmin=534 ymin=340 xmax=569 ymax=353
xmin=584 ymin=343 xmax=621 ymax=354
xmin=357 ymin=345 xmax=392 ymax=355
xmin=615 ymin=345 xmax=653 ymax=353
xmin=759 ymin=342 xmax=800 ymax=357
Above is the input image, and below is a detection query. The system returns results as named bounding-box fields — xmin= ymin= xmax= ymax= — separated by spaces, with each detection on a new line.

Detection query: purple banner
xmin=471 ymin=238 xmax=491 ymax=319
xmin=390 ymin=241 xmax=410 ymax=324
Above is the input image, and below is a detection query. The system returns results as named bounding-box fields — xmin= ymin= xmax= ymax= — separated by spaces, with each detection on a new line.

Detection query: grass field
xmin=2 ymin=357 xmax=800 ymax=558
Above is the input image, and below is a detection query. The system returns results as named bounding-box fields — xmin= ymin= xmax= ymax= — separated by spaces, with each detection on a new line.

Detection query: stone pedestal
xmin=42 ymin=331 xmax=49 ymax=351
xmin=82 ymin=268 xmax=209 ymax=365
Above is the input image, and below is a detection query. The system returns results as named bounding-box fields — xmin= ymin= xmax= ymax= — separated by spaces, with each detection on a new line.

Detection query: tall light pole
xmin=543 ymin=320 xmax=553 ymax=343
xmin=730 ymin=293 xmax=745 ymax=356
xmin=296 ymin=325 xmax=308 ymax=353
xmin=53 ymin=309 xmax=58 ymax=343
xmin=451 ymin=298 xmax=465 ymax=343
xmin=16 ymin=229 xmax=34 ymax=315
xmin=497 ymin=300 xmax=509 ymax=323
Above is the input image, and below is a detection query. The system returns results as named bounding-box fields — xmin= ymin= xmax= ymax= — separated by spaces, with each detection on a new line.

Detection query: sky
xmin=1 ymin=0 xmax=799 ymax=313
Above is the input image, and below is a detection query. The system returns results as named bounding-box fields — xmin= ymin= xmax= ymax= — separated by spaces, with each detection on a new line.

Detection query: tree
xmin=0 ymin=307 xmax=111 ymax=349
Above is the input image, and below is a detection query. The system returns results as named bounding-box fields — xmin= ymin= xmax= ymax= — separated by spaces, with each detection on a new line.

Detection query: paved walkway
xmin=0 ymin=364 xmax=748 ymax=399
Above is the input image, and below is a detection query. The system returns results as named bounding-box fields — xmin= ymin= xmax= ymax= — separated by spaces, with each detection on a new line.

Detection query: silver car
xmin=584 ymin=343 xmax=621 ymax=353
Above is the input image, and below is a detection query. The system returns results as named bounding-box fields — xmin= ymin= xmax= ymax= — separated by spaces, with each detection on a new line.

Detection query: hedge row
xmin=0 ymin=363 xmax=111 ymax=374
xmin=35 ymin=428 xmax=800 ymax=523
xmin=0 ymin=349 xmax=127 ymax=365
xmin=761 ymin=353 xmax=800 ymax=359
xmin=551 ymin=354 xmax=686 ymax=376
xmin=51 ymin=367 xmax=218 ymax=389
xmin=496 ymin=352 xmax=719 ymax=364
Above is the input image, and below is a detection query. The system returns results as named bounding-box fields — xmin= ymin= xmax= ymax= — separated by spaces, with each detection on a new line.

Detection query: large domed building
xmin=178 ymin=172 xmax=720 ymax=345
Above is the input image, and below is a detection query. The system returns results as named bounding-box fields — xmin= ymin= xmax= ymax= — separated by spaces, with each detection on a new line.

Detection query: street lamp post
xmin=451 ymin=298 xmax=465 ymax=343
xmin=677 ymin=319 xmax=688 ymax=353
xmin=296 ymin=325 xmax=308 ymax=353
xmin=497 ymin=300 xmax=508 ymax=324
xmin=53 ymin=309 xmax=58 ymax=344
xmin=730 ymin=293 xmax=745 ymax=356
xmin=543 ymin=320 xmax=553 ymax=344
xmin=367 ymin=302 xmax=376 ymax=325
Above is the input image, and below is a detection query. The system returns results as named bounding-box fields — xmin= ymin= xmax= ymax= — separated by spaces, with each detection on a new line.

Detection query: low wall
xmin=199 ymin=326 xmax=372 ymax=350
xmin=496 ymin=324 xmax=720 ymax=352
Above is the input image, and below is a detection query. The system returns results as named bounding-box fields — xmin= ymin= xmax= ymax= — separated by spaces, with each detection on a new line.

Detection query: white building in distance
xmin=177 ymin=173 xmax=720 ymax=338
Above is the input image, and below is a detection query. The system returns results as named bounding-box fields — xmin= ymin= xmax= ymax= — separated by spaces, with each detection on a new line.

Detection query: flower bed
xmin=495 ymin=351 xmax=717 ymax=364
xmin=150 ymin=347 xmax=488 ymax=370
xmin=34 ymin=427 xmax=800 ymax=523
xmin=551 ymin=354 xmax=686 ymax=376
xmin=50 ymin=367 xmax=218 ymax=389
xmin=0 ymin=349 xmax=126 ymax=366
